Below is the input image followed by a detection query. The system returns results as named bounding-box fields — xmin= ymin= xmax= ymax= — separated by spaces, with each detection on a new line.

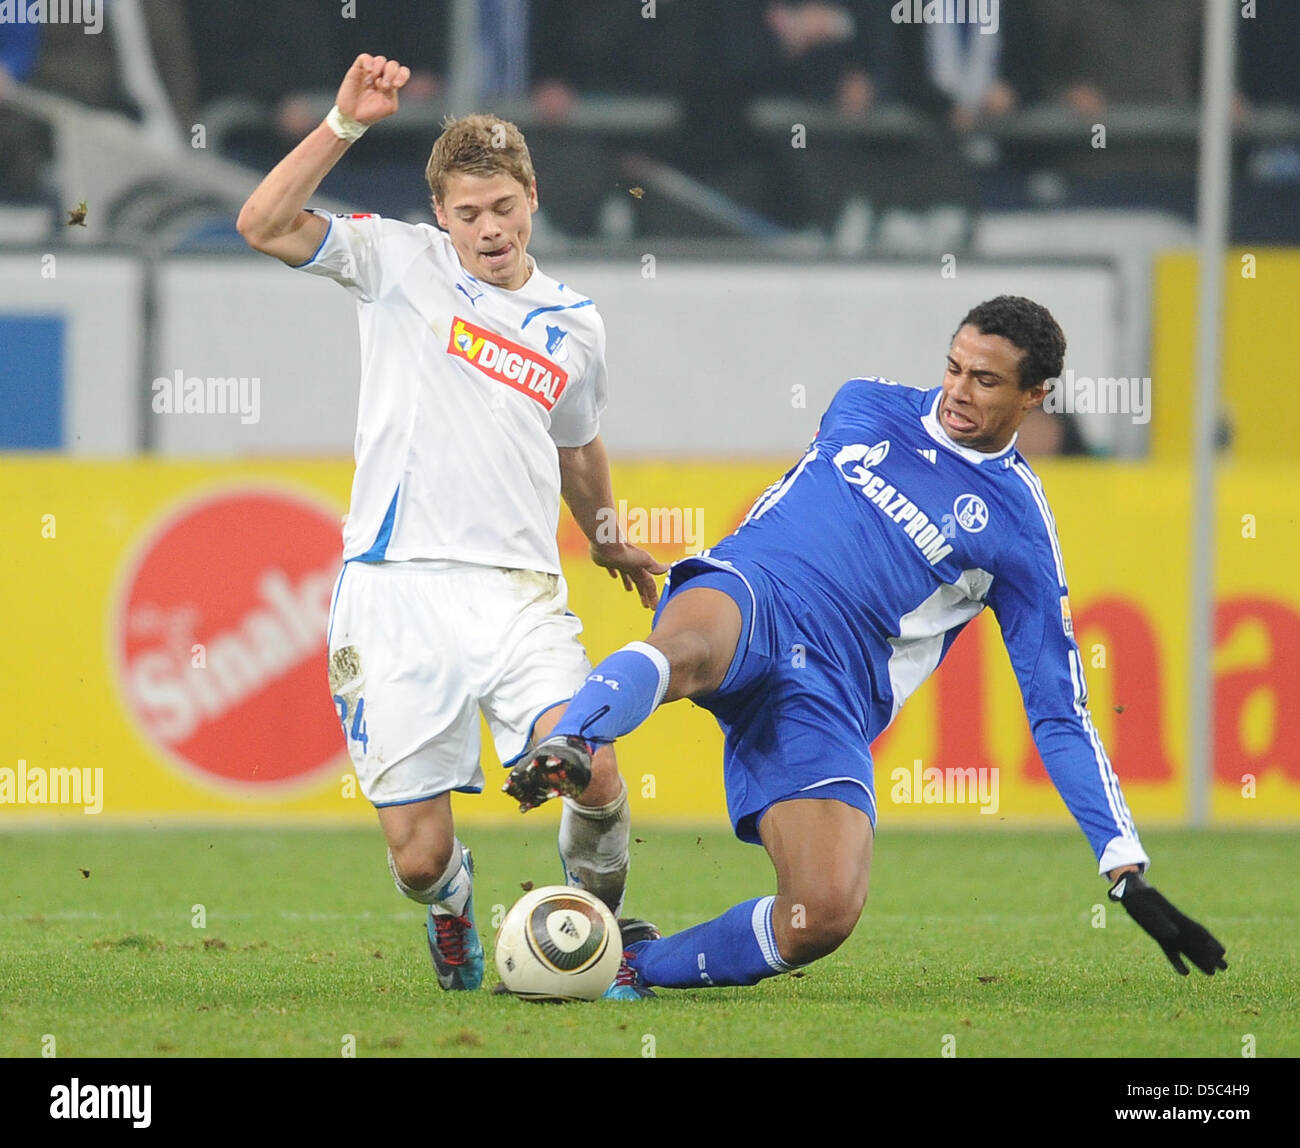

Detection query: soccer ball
xmin=494 ymin=885 xmax=621 ymax=1001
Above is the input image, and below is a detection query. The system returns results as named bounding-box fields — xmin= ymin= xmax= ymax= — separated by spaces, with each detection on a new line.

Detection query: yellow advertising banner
xmin=2 ymin=459 xmax=1297 ymax=829
xmin=1151 ymin=247 xmax=1300 ymax=463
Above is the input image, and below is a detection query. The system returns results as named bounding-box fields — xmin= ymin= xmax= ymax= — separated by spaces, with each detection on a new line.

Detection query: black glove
xmin=1108 ymin=871 xmax=1228 ymax=976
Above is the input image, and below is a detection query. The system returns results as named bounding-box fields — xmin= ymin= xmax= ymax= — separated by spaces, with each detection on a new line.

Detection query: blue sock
xmin=627 ymin=897 xmax=796 ymax=988
xmin=553 ymin=641 xmax=670 ymax=745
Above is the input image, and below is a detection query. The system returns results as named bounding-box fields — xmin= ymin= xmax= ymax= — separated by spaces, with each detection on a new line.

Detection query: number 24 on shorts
xmin=333 ymin=694 xmax=370 ymax=753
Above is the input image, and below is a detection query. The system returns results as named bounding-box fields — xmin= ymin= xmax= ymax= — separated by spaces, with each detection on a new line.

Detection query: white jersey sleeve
xmin=294 ymin=210 xmax=410 ymax=302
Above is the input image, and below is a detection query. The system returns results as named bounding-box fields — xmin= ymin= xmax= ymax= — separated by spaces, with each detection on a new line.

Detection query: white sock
xmin=388 ymin=840 xmax=471 ymax=916
xmin=559 ymin=780 xmax=630 ymax=917
xmin=430 ymin=840 xmax=472 ymax=917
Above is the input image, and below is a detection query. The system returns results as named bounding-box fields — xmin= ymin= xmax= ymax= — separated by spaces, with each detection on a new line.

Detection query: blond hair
xmin=425 ymin=114 xmax=536 ymax=204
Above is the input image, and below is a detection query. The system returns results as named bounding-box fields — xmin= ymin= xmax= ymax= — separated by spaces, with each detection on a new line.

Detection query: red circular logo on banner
xmin=114 ymin=486 xmax=345 ymax=789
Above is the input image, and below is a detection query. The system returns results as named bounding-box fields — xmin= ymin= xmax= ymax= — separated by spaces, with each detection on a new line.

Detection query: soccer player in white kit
xmin=237 ymin=54 xmax=666 ymax=996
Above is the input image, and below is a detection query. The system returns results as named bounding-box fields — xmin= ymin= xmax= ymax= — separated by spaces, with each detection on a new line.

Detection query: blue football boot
xmin=602 ymin=919 xmax=660 ymax=1000
xmin=426 ymin=845 xmax=484 ymax=991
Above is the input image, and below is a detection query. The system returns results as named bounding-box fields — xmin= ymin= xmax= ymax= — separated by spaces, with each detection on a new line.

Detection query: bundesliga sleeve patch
xmin=447 ymin=316 xmax=569 ymax=410
xmin=1060 ymin=596 xmax=1074 ymax=636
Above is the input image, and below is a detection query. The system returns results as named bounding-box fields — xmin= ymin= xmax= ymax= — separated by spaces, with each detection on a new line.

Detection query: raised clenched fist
xmin=336 ymin=54 xmax=412 ymax=126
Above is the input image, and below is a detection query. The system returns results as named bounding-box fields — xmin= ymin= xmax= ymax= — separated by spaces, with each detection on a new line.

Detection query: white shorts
xmin=326 ymin=560 xmax=591 ymax=807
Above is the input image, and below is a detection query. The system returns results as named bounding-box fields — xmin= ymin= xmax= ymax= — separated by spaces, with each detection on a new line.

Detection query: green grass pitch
xmin=0 ymin=825 xmax=1295 ymax=1059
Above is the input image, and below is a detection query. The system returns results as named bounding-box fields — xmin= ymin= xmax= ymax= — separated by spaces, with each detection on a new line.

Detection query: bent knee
xmin=649 ymin=629 xmax=722 ymax=700
xmin=389 ymin=839 xmax=454 ymax=894
xmin=780 ymin=892 xmax=867 ymax=964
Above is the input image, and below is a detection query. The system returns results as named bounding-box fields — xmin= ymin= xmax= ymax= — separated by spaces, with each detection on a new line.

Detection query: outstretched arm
xmin=989 ymin=491 xmax=1225 ymax=975
xmin=987 ymin=497 xmax=1148 ymax=875
xmin=558 ymin=435 xmax=668 ymax=609
xmin=237 ymin=54 xmax=410 ymax=265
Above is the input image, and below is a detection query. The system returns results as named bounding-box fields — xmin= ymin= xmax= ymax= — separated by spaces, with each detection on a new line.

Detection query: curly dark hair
xmin=953 ymin=296 xmax=1066 ymax=390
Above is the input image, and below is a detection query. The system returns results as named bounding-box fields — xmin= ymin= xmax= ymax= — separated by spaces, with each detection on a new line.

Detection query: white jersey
xmin=296 ymin=209 xmax=608 ymax=575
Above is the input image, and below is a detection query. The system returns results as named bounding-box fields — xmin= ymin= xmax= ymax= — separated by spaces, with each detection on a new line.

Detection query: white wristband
xmin=326 ymin=105 xmax=368 ymax=142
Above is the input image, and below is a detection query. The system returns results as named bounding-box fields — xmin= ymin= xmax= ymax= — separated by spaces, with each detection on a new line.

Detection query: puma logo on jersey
xmin=447 ymin=316 xmax=569 ymax=410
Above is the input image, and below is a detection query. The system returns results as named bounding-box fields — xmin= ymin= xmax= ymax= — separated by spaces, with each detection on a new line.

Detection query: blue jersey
xmin=704 ymin=378 xmax=1147 ymax=874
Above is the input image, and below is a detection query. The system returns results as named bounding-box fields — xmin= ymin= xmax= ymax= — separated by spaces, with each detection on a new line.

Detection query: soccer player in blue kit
xmin=505 ymin=296 xmax=1227 ymax=994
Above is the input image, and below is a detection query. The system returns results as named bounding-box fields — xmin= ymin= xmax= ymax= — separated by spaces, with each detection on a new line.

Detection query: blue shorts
xmin=655 ymin=555 xmax=877 ymax=845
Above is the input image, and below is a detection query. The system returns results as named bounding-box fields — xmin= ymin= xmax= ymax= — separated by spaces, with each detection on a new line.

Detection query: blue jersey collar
xmin=920 ymin=388 xmax=1019 ymax=464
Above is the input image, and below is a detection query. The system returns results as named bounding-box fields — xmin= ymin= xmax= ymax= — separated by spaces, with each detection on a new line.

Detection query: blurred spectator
xmin=530 ymin=0 xmax=695 ymax=111
xmin=1015 ymin=408 xmax=1090 ymax=457
xmin=188 ymin=0 xmax=337 ymax=122
xmin=990 ymin=0 xmax=1205 ymax=203
xmin=727 ymin=3 xmax=987 ymax=244
xmin=649 ymin=1 xmax=900 ymax=233
xmin=1238 ymin=1 xmax=1300 ymax=108
xmin=1 ymin=1 xmax=198 ymax=201
xmin=0 ymin=18 xmax=46 ymax=199
xmin=527 ymin=0 xmax=701 ymax=235
xmin=31 ymin=0 xmax=198 ymax=125
xmin=690 ymin=1 xmax=896 ymax=114
xmin=1026 ymin=0 xmax=1200 ymax=111
xmin=187 ymin=0 xmax=444 ymax=141
xmin=333 ymin=1 xmax=445 ymax=103
xmin=0 ymin=17 xmax=41 ymax=84
xmin=760 ymin=1 xmax=897 ymax=116
xmin=891 ymin=1 xmax=1035 ymax=132
xmin=476 ymin=0 xmax=530 ymax=98
xmin=1235 ymin=3 xmax=1300 ymax=242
